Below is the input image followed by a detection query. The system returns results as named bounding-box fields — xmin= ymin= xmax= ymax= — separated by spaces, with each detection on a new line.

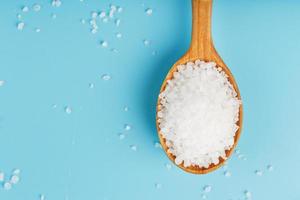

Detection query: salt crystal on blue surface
xmin=17 ymin=22 xmax=25 ymax=30
xmin=22 ymin=6 xmax=29 ymax=12
xmin=40 ymin=194 xmax=45 ymax=200
xmin=52 ymin=0 xmax=62 ymax=7
xmin=154 ymin=142 xmax=162 ymax=148
xmin=165 ymin=163 xmax=171 ymax=170
xmin=119 ymin=133 xmax=125 ymax=140
xmin=101 ymin=74 xmax=111 ymax=80
xmin=0 ymin=80 xmax=5 ymax=86
xmin=10 ymin=175 xmax=20 ymax=184
xmin=52 ymin=14 xmax=57 ymax=19
xmin=17 ymin=14 xmax=22 ymax=19
xmin=102 ymin=17 xmax=109 ymax=23
xmin=201 ymin=194 xmax=207 ymax=199
xmin=36 ymin=28 xmax=41 ymax=33
xmin=203 ymin=185 xmax=212 ymax=193
xmin=65 ymin=106 xmax=72 ymax=114
xmin=116 ymin=33 xmax=122 ymax=38
xmin=33 ymin=4 xmax=41 ymax=12
xmin=244 ymin=190 xmax=252 ymax=199
xmin=13 ymin=169 xmax=21 ymax=175
xmin=99 ymin=11 xmax=106 ymax=18
xmin=89 ymin=83 xmax=94 ymax=88
xmin=234 ymin=149 xmax=240 ymax=154
xmin=91 ymin=11 xmax=98 ymax=18
xmin=80 ymin=19 xmax=86 ymax=24
xmin=117 ymin=6 xmax=123 ymax=13
xmin=100 ymin=41 xmax=108 ymax=48
xmin=143 ymin=39 xmax=150 ymax=46
xmin=124 ymin=124 xmax=131 ymax=131
xmin=145 ymin=8 xmax=153 ymax=15
xmin=91 ymin=28 xmax=97 ymax=34
xmin=0 ymin=172 xmax=4 ymax=182
xmin=115 ymin=18 xmax=121 ymax=26
xmin=255 ymin=170 xmax=263 ymax=176
xmin=3 ymin=182 xmax=12 ymax=190
xmin=110 ymin=48 xmax=118 ymax=53
xmin=267 ymin=164 xmax=274 ymax=171
xmin=155 ymin=183 xmax=162 ymax=189
xmin=130 ymin=145 xmax=137 ymax=151
xmin=224 ymin=171 xmax=231 ymax=177
xmin=124 ymin=106 xmax=129 ymax=111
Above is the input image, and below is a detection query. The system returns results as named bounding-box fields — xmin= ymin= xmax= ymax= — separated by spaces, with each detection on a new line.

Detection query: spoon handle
xmin=189 ymin=0 xmax=213 ymax=60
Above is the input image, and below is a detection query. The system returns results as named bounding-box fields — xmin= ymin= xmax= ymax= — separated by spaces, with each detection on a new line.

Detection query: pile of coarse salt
xmin=157 ymin=60 xmax=241 ymax=168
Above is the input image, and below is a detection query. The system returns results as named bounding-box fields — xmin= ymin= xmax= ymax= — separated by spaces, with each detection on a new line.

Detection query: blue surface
xmin=0 ymin=0 xmax=300 ymax=199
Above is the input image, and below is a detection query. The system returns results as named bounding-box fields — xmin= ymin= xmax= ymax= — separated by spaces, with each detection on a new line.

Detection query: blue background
xmin=0 ymin=0 xmax=300 ymax=199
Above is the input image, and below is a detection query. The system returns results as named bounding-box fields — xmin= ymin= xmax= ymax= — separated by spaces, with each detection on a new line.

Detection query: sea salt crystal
xmin=36 ymin=28 xmax=41 ymax=33
xmin=145 ymin=8 xmax=153 ymax=15
xmin=143 ymin=39 xmax=150 ymax=46
xmin=102 ymin=17 xmax=109 ymax=23
xmin=110 ymin=48 xmax=118 ymax=53
xmin=0 ymin=80 xmax=5 ymax=86
xmin=65 ymin=106 xmax=72 ymax=114
xmin=267 ymin=164 xmax=274 ymax=171
xmin=33 ymin=4 xmax=41 ymax=12
xmin=0 ymin=172 xmax=4 ymax=182
xmin=100 ymin=41 xmax=108 ymax=47
xmin=255 ymin=170 xmax=263 ymax=176
xmin=12 ymin=169 xmax=21 ymax=175
xmin=124 ymin=124 xmax=131 ymax=131
xmin=154 ymin=142 xmax=162 ymax=149
xmin=158 ymin=60 xmax=241 ymax=168
xmin=119 ymin=133 xmax=125 ymax=140
xmin=99 ymin=11 xmax=106 ymax=18
xmin=52 ymin=14 xmax=57 ymax=19
xmin=130 ymin=145 xmax=137 ymax=151
xmin=244 ymin=190 xmax=252 ymax=199
xmin=52 ymin=0 xmax=62 ymax=7
xmin=17 ymin=22 xmax=25 ymax=30
xmin=201 ymin=194 xmax=207 ymax=199
xmin=117 ymin=6 xmax=123 ymax=13
xmin=115 ymin=18 xmax=121 ymax=26
xmin=165 ymin=163 xmax=171 ymax=170
xmin=224 ymin=171 xmax=231 ymax=177
xmin=101 ymin=74 xmax=111 ymax=81
xmin=17 ymin=14 xmax=22 ymax=19
xmin=3 ymin=182 xmax=12 ymax=190
xmin=203 ymin=185 xmax=212 ymax=193
xmin=40 ymin=194 xmax=46 ymax=200
xmin=116 ymin=33 xmax=122 ymax=38
xmin=10 ymin=175 xmax=20 ymax=184
xmin=124 ymin=106 xmax=129 ymax=111
xmin=91 ymin=28 xmax=97 ymax=34
xmin=81 ymin=19 xmax=86 ymax=24
xmin=22 ymin=6 xmax=29 ymax=12
xmin=89 ymin=83 xmax=94 ymax=88
xmin=155 ymin=183 xmax=162 ymax=189
xmin=91 ymin=11 xmax=98 ymax=18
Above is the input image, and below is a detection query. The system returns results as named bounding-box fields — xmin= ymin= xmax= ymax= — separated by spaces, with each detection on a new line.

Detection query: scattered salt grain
xmin=102 ymin=17 xmax=109 ymax=23
xmin=0 ymin=172 xmax=4 ymax=182
xmin=40 ymin=194 xmax=46 ymax=200
xmin=115 ymin=18 xmax=121 ymax=26
xmin=22 ymin=6 xmax=29 ymax=12
xmin=0 ymin=80 xmax=5 ymax=86
xmin=35 ymin=28 xmax=41 ymax=33
xmin=267 ymin=164 xmax=274 ymax=171
xmin=101 ymin=74 xmax=111 ymax=81
xmin=201 ymin=194 xmax=207 ymax=199
xmin=100 ymin=41 xmax=108 ymax=48
xmin=12 ymin=169 xmax=21 ymax=175
xmin=33 ymin=4 xmax=41 ymax=12
xmin=155 ymin=183 xmax=162 ymax=189
xmin=124 ymin=106 xmax=129 ymax=111
xmin=117 ymin=6 xmax=123 ymax=13
xmin=130 ymin=145 xmax=137 ymax=151
xmin=158 ymin=60 xmax=241 ymax=168
xmin=10 ymin=175 xmax=20 ymax=184
xmin=52 ymin=104 xmax=57 ymax=109
xmin=17 ymin=14 xmax=22 ymax=19
xmin=91 ymin=11 xmax=98 ymax=18
xmin=65 ymin=106 xmax=72 ymax=114
xmin=17 ymin=22 xmax=25 ymax=30
xmin=91 ymin=28 xmax=97 ymax=34
xmin=52 ymin=0 xmax=62 ymax=7
xmin=143 ymin=39 xmax=150 ymax=46
xmin=111 ymin=48 xmax=118 ymax=53
xmin=89 ymin=83 xmax=94 ymax=88
xmin=52 ymin=14 xmax=57 ymax=19
xmin=116 ymin=32 xmax=122 ymax=38
xmin=224 ymin=171 xmax=231 ymax=177
xmin=145 ymin=8 xmax=153 ymax=16
xmin=124 ymin=124 xmax=131 ymax=131
xmin=234 ymin=149 xmax=240 ymax=154
xmin=3 ymin=182 xmax=12 ymax=190
xmin=203 ymin=185 xmax=212 ymax=193
xmin=80 ymin=19 xmax=86 ymax=24
xmin=255 ymin=170 xmax=263 ymax=176
xmin=165 ymin=163 xmax=172 ymax=170
xmin=119 ymin=133 xmax=125 ymax=140
xmin=99 ymin=11 xmax=106 ymax=18
xmin=154 ymin=142 xmax=162 ymax=149
xmin=244 ymin=190 xmax=252 ymax=199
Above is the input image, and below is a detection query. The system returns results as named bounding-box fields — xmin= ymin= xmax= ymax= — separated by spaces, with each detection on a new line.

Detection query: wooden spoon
xmin=156 ymin=0 xmax=243 ymax=174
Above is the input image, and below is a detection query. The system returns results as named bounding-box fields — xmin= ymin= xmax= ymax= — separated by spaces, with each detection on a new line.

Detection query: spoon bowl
xmin=156 ymin=0 xmax=243 ymax=174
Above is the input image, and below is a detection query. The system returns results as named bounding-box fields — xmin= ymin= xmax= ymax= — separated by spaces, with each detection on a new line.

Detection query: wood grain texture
xmin=156 ymin=0 xmax=243 ymax=174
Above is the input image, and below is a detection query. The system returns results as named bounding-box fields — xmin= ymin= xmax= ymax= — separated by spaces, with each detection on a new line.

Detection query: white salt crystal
xmin=81 ymin=19 xmax=86 ymax=24
xmin=119 ymin=133 xmax=125 ymax=140
xmin=124 ymin=124 xmax=131 ymax=131
xmin=100 ymin=41 xmax=108 ymax=48
xmin=117 ymin=6 xmax=123 ymax=13
xmin=91 ymin=28 xmax=97 ymax=34
xmin=12 ymin=169 xmax=21 ymax=175
xmin=101 ymin=74 xmax=111 ymax=80
xmin=22 ymin=6 xmax=29 ymax=12
xmin=130 ymin=145 xmax=137 ymax=151
xmin=52 ymin=104 xmax=57 ymax=109
xmin=158 ymin=60 xmax=241 ymax=168
xmin=89 ymin=83 xmax=94 ymax=88
xmin=234 ymin=149 xmax=240 ymax=154
xmin=203 ymin=185 xmax=212 ymax=193
xmin=65 ymin=106 xmax=72 ymax=114
xmin=116 ymin=33 xmax=122 ymax=38
xmin=124 ymin=106 xmax=129 ymax=111
xmin=17 ymin=22 xmax=25 ymax=30
xmin=224 ymin=171 xmax=231 ymax=177
xmin=110 ymin=5 xmax=117 ymax=11
xmin=154 ymin=142 xmax=162 ymax=149
xmin=0 ymin=80 xmax=5 ymax=86
xmin=244 ymin=190 xmax=252 ymax=199
xmin=267 ymin=164 xmax=274 ymax=171
xmin=102 ymin=17 xmax=109 ymax=23
xmin=165 ymin=163 xmax=171 ymax=170
xmin=99 ymin=11 xmax=106 ymax=18
xmin=52 ymin=14 xmax=57 ymax=19
xmin=91 ymin=11 xmax=98 ymax=18
xmin=35 ymin=28 xmax=41 ymax=33
xmin=201 ymin=194 xmax=207 ymax=199
xmin=33 ymin=4 xmax=41 ymax=12
xmin=10 ymin=175 xmax=20 ymax=184
xmin=17 ymin=14 xmax=22 ymax=19
xmin=0 ymin=172 xmax=4 ymax=182
xmin=143 ymin=39 xmax=150 ymax=46
xmin=3 ymin=182 xmax=12 ymax=190
xmin=52 ymin=0 xmax=62 ymax=7
xmin=155 ymin=183 xmax=162 ymax=189
xmin=145 ymin=8 xmax=153 ymax=15
xmin=255 ymin=170 xmax=263 ymax=176
xmin=40 ymin=194 xmax=46 ymax=200
xmin=115 ymin=18 xmax=121 ymax=26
